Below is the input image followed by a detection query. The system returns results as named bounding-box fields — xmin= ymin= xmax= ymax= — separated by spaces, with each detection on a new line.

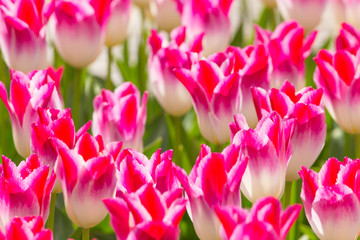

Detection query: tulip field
xmin=1 ymin=0 xmax=360 ymax=239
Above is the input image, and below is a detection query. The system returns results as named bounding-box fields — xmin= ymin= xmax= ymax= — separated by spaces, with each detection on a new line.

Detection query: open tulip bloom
xmin=52 ymin=133 xmax=120 ymax=228
xmin=104 ymin=183 xmax=186 ymax=240
xmin=299 ymin=157 xmax=360 ymax=240
xmin=255 ymin=20 xmax=317 ymax=91
xmin=175 ymin=58 xmax=241 ymax=145
xmin=0 ymin=0 xmax=49 ymax=73
xmin=215 ymin=197 xmax=302 ymax=240
xmin=252 ymin=81 xmax=326 ymax=181
xmin=335 ymin=22 xmax=360 ymax=54
xmin=0 ymin=154 xmax=55 ymax=230
xmin=0 ymin=216 xmax=53 ymax=240
xmin=230 ymin=111 xmax=294 ymax=202
xmin=0 ymin=67 xmax=63 ymax=158
xmin=174 ymin=144 xmax=248 ymax=240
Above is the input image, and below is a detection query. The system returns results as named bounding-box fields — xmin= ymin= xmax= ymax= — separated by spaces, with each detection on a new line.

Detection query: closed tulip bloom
xmin=104 ymin=183 xmax=186 ymax=240
xmin=53 ymin=133 xmax=119 ymax=228
xmin=148 ymin=26 xmax=202 ymax=116
xmin=215 ymin=197 xmax=302 ymax=240
xmin=50 ymin=0 xmax=111 ymax=68
xmin=299 ymin=157 xmax=360 ymax=240
xmin=276 ymin=0 xmax=326 ymax=31
xmin=92 ymin=82 xmax=148 ymax=152
xmin=230 ymin=112 xmax=294 ymax=202
xmin=176 ymin=0 xmax=234 ymax=56
xmin=174 ymin=144 xmax=248 ymax=240
xmin=0 ymin=155 xmax=56 ymax=230
xmin=0 ymin=0 xmax=48 ymax=73
xmin=314 ymin=48 xmax=360 ymax=134
xmin=105 ymin=0 xmax=131 ymax=47
xmin=175 ymin=59 xmax=241 ymax=144
xmin=0 ymin=216 xmax=53 ymax=240
xmin=252 ymin=81 xmax=326 ymax=181
xmin=0 ymin=67 xmax=63 ymax=158
xmin=255 ymin=20 xmax=317 ymax=90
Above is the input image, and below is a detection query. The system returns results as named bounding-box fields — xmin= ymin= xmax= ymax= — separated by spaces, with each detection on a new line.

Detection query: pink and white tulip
xmin=50 ymin=0 xmax=111 ymax=68
xmin=104 ymin=183 xmax=186 ymax=240
xmin=0 ymin=216 xmax=53 ymax=240
xmin=331 ymin=0 xmax=360 ymax=29
xmin=148 ymin=26 xmax=202 ymax=116
xmin=299 ymin=157 xmax=360 ymax=240
xmin=255 ymin=20 xmax=317 ymax=90
xmin=92 ymin=82 xmax=148 ymax=152
xmin=105 ymin=0 xmax=131 ymax=47
xmin=215 ymin=197 xmax=302 ymax=240
xmin=174 ymin=144 xmax=248 ymax=240
xmin=175 ymin=58 xmax=241 ymax=144
xmin=53 ymin=133 xmax=119 ymax=228
xmin=335 ymin=22 xmax=360 ymax=54
xmin=176 ymin=0 xmax=234 ymax=56
xmin=276 ymin=0 xmax=327 ymax=31
xmin=314 ymin=48 xmax=360 ymax=134
xmin=230 ymin=112 xmax=294 ymax=202
xmin=116 ymin=148 xmax=181 ymax=195
xmin=31 ymin=107 xmax=92 ymax=193
xmin=0 ymin=0 xmax=48 ymax=73
xmin=0 ymin=154 xmax=55 ymax=230
xmin=0 ymin=67 xmax=63 ymax=158
xmin=150 ymin=0 xmax=181 ymax=32
xmin=252 ymin=81 xmax=326 ymax=181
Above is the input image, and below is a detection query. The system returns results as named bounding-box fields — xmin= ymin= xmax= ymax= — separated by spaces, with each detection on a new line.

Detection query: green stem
xmin=107 ymin=47 xmax=113 ymax=90
xmin=72 ymin=68 xmax=83 ymax=129
xmin=137 ymin=7 xmax=147 ymax=94
xmin=283 ymin=181 xmax=293 ymax=208
xmin=355 ymin=134 xmax=360 ymax=158
xmin=171 ymin=116 xmax=182 ymax=167
xmin=46 ymin=193 xmax=56 ymax=231
xmin=287 ymin=180 xmax=300 ymax=240
xmin=82 ymin=228 xmax=90 ymax=240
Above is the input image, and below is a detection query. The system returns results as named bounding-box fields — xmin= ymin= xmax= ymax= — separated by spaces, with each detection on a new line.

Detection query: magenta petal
xmin=103 ymin=198 xmax=130 ymax=239
xmin=75 ymin=132 xmax=99 ymax=162
xmin=280 ymin=204 xmax=302 ymax=239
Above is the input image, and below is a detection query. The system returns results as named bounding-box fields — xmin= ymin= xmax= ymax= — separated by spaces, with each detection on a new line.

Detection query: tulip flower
xmin=276 ymin=0 xmax=326 ymax=31
xmin=92 ymin=82 xmax=148 ymax=152
xmin=299 ymin=157 xmax=360 ymax=240
xmin=0 ymin=154 xmax=56 ymax=230
xmin=105 ymin=0 xmax=131 ymax=47
xmin=53 ymin=133 xmax=119 ymax=228
xmin=331 ymin=0 xmax=360 ymax=29
xmin=230 ymin=112 xmax=294 ymax=202
xmin=104 ymin=183 xmax=186 ymax=240
xmin=252 ymin=81 xmax=326 ymax=181
xmin=335 ymin=22 xmax=360 ymax=54
xmin=215 ymin=197 xmax=302 ymax=240
xmin=0 ymin=216 xmax=53 ymax=240
xmin=50 ymin=0 xmax=111 ymax=68
xmin=116 ymin=148 xmax=181 ymax=195
xmin=211 ymin=45 xmax=269 ymax=128
xmin=0 ymin=0 xmax=48 ymax=73
xmin=175 ymin=59 xmax=241 ymax=144
xmin=314 ymin=48 xmax=360 ymax=134
xmin=0 ymin=67 xmax=63 ymax=158
xmin=150 ymin=0 xmax=181 ymax=32
xmin=174 ymin=144 xmax=248 ymax=240
xmin=176 ymin=0 xmax=234 ymax=56
xmin=148 ymin=26 xmax=202 ymax=116
xmin=31 ymin=107 xmax=92 ymax=193
xmin=255 ymin=20 xmax=317 ymax=90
